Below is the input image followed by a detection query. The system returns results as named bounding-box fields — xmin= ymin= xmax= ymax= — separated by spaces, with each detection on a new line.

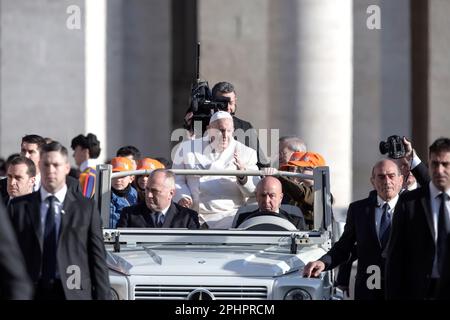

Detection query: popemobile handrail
xmin=102 ymin=228 xmax=332 ymax=252
xmin=111 ymin=169 xmax=313 ymax=179
xmin=94 ymin=165 xmax=333 ymax=236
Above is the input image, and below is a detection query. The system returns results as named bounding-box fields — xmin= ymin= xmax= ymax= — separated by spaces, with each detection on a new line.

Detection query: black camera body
xmin=191 ymin=80 xmax=229 ymax=115
xmin=379 ymin=135 xmax=406 ymax=159
xmin=188 ymin=80 xmax=230 ymax=134
xmin=184 ymin=43 xmax=231 ymax=134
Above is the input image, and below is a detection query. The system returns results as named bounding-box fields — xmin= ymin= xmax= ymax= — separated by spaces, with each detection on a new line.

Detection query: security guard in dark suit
xmin=0 ymin=202 xmax=33 ymax=299
xmin=8 ymin=142 xmax=111 ymax=300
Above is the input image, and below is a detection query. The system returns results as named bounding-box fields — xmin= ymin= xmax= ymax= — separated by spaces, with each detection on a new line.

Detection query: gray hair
xmin=150 ymin=169 xmax=175 ymax=189
xmin=279 ymin=136 xmax=307 ymax=152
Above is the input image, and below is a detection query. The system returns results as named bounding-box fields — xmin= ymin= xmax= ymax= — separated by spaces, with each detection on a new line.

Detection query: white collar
xmin=40 ymin=184 xmax=68 ymax=204
xmin=376 ymin=194 xmax=399 ymax=209
xmin=153 ymin=203 xmax=171 ymax=216
xmin=429 ymin=181 xmax=450 ymax=200
xmin=80 ymin=158 xmax=99 ymax=172
xmin=34 ymin=173 xmax=41 ymax=190
xmin=161 ymin=204 xmax=171 ymax=215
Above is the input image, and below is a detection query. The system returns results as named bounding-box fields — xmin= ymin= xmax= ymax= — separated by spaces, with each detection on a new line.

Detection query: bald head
xmin=370 ymin=159 xmax=403 ymax=201
xmin=371 ymin=159 xmax=401 ymax=177
xmin=256 ymin=177 xmax=284 ymax=212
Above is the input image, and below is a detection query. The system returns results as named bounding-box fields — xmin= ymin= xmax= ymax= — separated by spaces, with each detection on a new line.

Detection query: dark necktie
xmin=437 ymin=193 xmax=450 ymax=275
xmin=42 ymin=196 xmax=57 ymax=284
xmin=379 ymin=203 xmax=391 ymax=249
xmin=155 ymin=212 xmax=164 ymax=228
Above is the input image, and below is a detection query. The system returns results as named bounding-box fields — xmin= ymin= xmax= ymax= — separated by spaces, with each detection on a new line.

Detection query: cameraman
xmin=184 ymin=81 xmax=268 ymax=168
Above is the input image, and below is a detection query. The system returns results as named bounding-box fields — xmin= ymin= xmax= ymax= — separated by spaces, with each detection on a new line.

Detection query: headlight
xmin=111 ymin=287 xmax=120 ymax=300
xmin=284 ymin=288 xmax=312 ymax=300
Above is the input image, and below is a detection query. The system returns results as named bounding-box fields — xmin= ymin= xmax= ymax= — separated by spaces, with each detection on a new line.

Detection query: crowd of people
xmin=0 ymin=80 xmax=449 ymax=301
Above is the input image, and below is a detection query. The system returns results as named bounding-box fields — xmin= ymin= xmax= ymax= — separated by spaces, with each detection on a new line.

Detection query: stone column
xmin=105 ymin=0 xmax=172 ymax=160
xmin=268 ymin=0 xmax=353 ymax=211
xmin=85 ymin=0 xmax=107 ymax=161
xmin=198 ymin=0 xmax=271 ymax=138
xmin=0 ymin=0 xmax=85 ymax=158
xmin=352 ymin=0 xmax=411 ymax=200
xmin=428 ymin=0 xmax=450 ymax=143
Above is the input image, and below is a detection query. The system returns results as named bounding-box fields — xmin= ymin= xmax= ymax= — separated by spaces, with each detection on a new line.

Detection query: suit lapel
xmin=420 ymin=186 xmax=435 ymax=240
xmin=368 ymin=197 xmax=381 ymax=248
xmin=140 ymin=204 xmax=155 ymax=227
xmin=60 ymin=191 xmax=76 ymax=241
xmin=162 ymin=203 xmax=177 ymax=228
xmin=28 ymin=192 xmax=43 ymax=249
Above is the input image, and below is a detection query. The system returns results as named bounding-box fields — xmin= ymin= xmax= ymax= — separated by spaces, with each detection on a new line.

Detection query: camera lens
xmin=379 ymin=141 xmax=389 ymax=155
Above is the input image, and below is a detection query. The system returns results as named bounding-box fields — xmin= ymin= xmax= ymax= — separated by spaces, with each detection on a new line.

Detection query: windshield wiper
xmin=142 ymin=246 xmax=162 ymax=265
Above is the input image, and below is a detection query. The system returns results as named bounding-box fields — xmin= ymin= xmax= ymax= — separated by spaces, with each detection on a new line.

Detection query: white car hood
xmin=107 ymin=245 xmax=312 ymax=277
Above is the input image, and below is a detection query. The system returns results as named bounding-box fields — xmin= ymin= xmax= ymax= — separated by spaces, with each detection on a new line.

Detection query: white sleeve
xmin=171 ymin=143 xmax=193 ymax=202
xmin=410 ymin=151 xmax=422 ymax=170
xmin=237 ymin=148 xmax=260 ymax=197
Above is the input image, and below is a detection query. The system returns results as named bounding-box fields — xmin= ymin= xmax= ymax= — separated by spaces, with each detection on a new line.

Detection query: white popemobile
xmin=95 ymin=166 xmax=339 ymax=300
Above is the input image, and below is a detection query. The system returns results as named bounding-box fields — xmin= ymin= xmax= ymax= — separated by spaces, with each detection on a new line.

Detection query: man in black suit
xmin=386 ymin=137 xmax=450 ymax=300
xmin=118 ymin=169 xmax=199 ymax=229
xmin=335 ymin=137 xmax=431 ymax=294
xmin=234 ymin=177 xmax=305 ymax=230
xmin=0 ymin=202 xmax=33 ymax=299
xmin=436 ymin=234 xmax=450 ymax=299
xmin=1 ymin=156 xmax=36 ymax=206
xmin=1 ymin=135 xmax=82 ymax=202
xmin=303 ymin=159 xmax=404 ymax=300
xmin=8 ymin=142 xmax=111 ymax=300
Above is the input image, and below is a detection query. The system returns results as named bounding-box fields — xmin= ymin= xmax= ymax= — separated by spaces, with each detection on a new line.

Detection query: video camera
xmin=379 ymin=135 xmax=406 ymax=159
xmin=184 ymin=43 xmax=230 ymax=134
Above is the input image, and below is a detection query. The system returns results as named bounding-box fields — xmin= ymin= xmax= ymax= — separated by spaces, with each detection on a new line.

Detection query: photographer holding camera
xmin=334 ymin=135 xmax=430 ymax=297
xmin=379 ymin=135 xmax=430 ymax=191
xmin=184 ymin=81 xmax=268 ymax=168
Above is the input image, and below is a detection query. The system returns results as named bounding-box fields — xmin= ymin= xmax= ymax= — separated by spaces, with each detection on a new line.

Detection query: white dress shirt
xmin=375 ymin=195 xmax=399 ymax=240
xmin=429 ymin=182 xmax=450 ymax=278
xmin=152 ymin=204 xmax=171 ymax=225
xmin=33 ymin=173 xmax=41 ymax=192
xmin=80 ymin=158 xmax=99 ymax=172
xmin=40 ymin=185 xmax=68 ymax=239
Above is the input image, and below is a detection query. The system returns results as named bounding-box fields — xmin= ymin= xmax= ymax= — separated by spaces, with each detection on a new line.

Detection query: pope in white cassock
xmin=172 ymin=111 xmax=260 ymax=229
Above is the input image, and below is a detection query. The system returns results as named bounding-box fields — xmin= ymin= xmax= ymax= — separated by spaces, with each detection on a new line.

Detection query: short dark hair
xmin=154 ymin=157 xmax=172 ymax=169
xmin=429 ymin=137 xmax=450 ymax=156
xmin=212 ymin=81 xmax=235 ymax=98
xmin=70 ymin=133 xmax=101 ymax=158
xmin=21 ymin=134 xmax=46 ymax=151
xmin=8 ymin=156 xmax=36 ymax=177
xmin=6 ymin=153 xmax=21 ymax=165
xmin=0 ymin=158 xmax=6 ymax=174
xmin=116 ymin=145 xmax=141 ymax=160
xmin=41 ymin=141 xmax=69 ymax=161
